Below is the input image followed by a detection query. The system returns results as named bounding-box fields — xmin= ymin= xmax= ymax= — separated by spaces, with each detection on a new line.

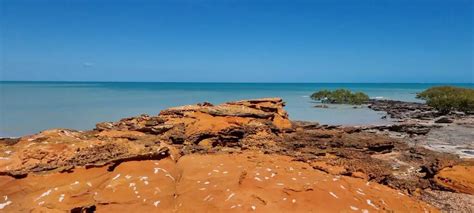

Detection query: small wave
xmin=302 ymin=95 xmax=309 ymax=98
xmin=371 ymin=96 xmax=385 ymax=99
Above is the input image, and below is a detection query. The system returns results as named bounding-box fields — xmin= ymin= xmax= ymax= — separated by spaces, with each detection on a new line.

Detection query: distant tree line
xmin=416 ymin=86 xmax=474 ymax=114
xmin=310 ymin=86 xmax=474 ymax=114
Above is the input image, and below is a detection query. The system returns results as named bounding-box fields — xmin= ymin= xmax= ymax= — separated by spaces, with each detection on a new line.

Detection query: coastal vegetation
xmin=310 ymin=89 xmax=369 ymax=105
xmin=416 ymin=86 xmax=474 ymax=114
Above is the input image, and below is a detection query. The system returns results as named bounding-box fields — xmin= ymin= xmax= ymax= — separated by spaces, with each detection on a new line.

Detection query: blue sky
xmin=1 ymin=0 xmax=472 ymax=83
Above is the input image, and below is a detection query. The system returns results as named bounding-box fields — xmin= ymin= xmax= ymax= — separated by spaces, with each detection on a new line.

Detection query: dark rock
xmin=366 ymin=124 xmax=436 ymax=135
xmin=0 ymin=137 xmax=20 ymax=146
xmin=137 ymin=124 xmax=174 ymax=134
xmin=434 ymin=116 xmax=453 ymax=124
xmin=197 ymin=102 xmax=214 ymax=107
xmin=95 ymin=122 xmax=114 ymax=131
xmin=368 ymin=99 xmax=437 ymax=120
xmin=291 ymin=121 xmax=320 ymax=129
xmin=314 ymin=104 xmax=329 ymax=108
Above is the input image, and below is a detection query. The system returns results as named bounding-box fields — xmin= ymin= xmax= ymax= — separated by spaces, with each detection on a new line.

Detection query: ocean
xmin=1 ymin=82 xmax=473 ymax=137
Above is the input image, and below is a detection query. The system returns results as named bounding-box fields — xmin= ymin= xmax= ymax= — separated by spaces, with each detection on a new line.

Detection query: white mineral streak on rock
xmin=58 ymin=194 xmax=65 ymax=202
xmin=112 ymin=174 xmax=121 ymax=180
xmin=0 ymin=201 xmax=12 ymax=209
xmin=35 ymin=189 xmax=52 ymax=201
xmin=367 ymin=200 xmax=379 ymax=210
xmin=350 ymin=206 xmax=359 ymax=211
xmin=203 ymin=195 xmax=212 ymax=201
xmin=165 ymin=174 xmax=175 ymax=182
xmin=225 ymin=193 xmax=235 ymax=201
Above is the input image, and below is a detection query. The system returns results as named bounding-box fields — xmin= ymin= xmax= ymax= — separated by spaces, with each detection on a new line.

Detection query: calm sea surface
xmin=1 ymin=82 xmax=473 ymax=137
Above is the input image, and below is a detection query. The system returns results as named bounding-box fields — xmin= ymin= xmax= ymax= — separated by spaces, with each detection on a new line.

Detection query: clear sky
xmin=1 ymin=0 xmax=473 ymax=83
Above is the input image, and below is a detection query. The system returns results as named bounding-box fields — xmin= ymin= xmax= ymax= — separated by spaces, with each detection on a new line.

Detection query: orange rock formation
xmin=0 ymin=98 xmax=469 ymax=212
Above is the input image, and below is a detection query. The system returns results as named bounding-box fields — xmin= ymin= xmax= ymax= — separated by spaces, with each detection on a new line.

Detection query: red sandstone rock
xmin=0 ymin=152 xmax=437 ymax=212
xmin=435 ymin=162 xmax=474 ymax=195
xmin=0 ymin=97 xmax=471 ymax=212
xmin=0 ymin=98 xmax=289 ymax=177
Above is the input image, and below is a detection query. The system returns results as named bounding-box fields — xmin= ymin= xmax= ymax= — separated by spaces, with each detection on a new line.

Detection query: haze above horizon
xmin=1 ymin=0 xmax=473 ymax=83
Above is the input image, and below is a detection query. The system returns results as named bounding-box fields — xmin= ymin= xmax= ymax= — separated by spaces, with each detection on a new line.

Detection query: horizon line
xmin=0 ymin=80 xmax=473 ymax=84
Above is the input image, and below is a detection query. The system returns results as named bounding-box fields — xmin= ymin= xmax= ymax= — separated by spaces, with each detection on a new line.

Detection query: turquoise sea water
xmin=1 ymin=82 xmax=473 ymax=137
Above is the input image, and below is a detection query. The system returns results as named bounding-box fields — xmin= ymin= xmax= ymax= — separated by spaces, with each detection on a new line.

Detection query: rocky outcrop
xmin=1 ymin=97 xmax=472 ymax=212
xmin=368 ymin=99 xmax=438 ymax=120
xmin=0 ymin=98 xmax=291 ymax=178
xmin=368 ymin=99 xmax=469 ymax=125
xmin=0 ymin=129 xmax=175 ymax=178
xmin=364 ymin=123 xmax=439 ymax=135
xmin=95 ymin=98 xmax=292 ymax=149
xmin=363 ymin=99 xmax=474 ymax=160
xmin=434 ymin=116 xmax=453 ymax=124
xmin=282 ymin=122 xmax=460 ymax=193
xmin=434 ymin=162 xmax=474 ymax=195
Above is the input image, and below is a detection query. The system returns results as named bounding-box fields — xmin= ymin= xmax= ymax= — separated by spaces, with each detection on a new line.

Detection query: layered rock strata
xmin=0 ymin=98 xmax=472 ymax=212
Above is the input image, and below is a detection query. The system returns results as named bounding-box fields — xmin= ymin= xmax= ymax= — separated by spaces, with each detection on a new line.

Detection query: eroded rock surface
xmin=0 ymin=152 xmax=437 ymax=212
xmin=0 ymin=97 xmax=472 ymax=212
xmin=434 ymin=162 xmax=474 ymax=195
xmin=415 ymin=122 xmax=474 ymax=158
xmin=368 ymin=99 xmax=437 ymax=120
xmin=0 ymin=129 xmax=175 ymax=178
xmin=0 ymin=98 xmax=290 ymax=177
xmin=282 ymin=122 xmax=461 ymax=194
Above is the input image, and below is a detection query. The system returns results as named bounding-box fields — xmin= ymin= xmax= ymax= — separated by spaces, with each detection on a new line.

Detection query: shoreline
xmin=2 ymin=82 xmax=473 ymax=137
xmin=2 ymin=98 xmax=473 ymax=159
xmin=1 ymin=98 xmax=473 ymax=159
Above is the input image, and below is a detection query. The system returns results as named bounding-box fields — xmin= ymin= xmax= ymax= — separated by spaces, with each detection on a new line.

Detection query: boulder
xmin=435 ymin=163 xmax=474 ymax=195
xmin=434 ymin=116 xmax=453 ymax=124
xmin=314 ymin=104 xmax=329 ymax=108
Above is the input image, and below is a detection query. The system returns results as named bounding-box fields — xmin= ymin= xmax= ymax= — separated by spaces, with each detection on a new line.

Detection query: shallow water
xmin=1 ymin=82 xmax=473 ymax=137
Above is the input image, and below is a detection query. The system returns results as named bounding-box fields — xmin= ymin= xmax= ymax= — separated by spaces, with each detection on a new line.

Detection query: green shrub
xmin=310 ymin=89 xmax=369 ymax=105
xmin=416 ymin=86 xmax=474 ymax=114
